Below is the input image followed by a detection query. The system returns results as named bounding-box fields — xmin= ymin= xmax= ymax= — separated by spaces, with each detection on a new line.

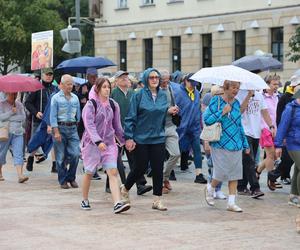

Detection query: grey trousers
xmin=288 ymin=151 xmax=300 ymax=196
xmin=163 ymin=125 xmax=180 ymax=181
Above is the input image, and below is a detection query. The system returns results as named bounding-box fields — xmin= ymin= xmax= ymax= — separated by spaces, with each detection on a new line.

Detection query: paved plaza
xmin=0 ymin=155 xmax=300 ymax=250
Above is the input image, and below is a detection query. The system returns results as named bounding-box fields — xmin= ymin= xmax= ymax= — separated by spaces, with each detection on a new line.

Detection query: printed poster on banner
xmin=31 ymin=30 xmax=53 ymax=71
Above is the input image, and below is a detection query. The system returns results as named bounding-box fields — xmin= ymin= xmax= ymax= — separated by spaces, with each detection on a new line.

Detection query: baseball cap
xmin=86 ymin=68 xmax=97 ymax=75
xmin=114 ymin=70 xmax=129 ymax=78
xmin=290 ymin=75 xmax=300 ymax=87
xmin=41 ymin=68 xmax=53 ymax=74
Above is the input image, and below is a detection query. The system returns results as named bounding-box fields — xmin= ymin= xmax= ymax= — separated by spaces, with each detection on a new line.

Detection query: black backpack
xmin=90 ymin=98 xmax=115 ymax=114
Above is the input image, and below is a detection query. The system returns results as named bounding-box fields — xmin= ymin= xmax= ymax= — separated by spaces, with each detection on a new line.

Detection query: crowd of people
xmin=0 ymin=66 xmax=299 ymax=230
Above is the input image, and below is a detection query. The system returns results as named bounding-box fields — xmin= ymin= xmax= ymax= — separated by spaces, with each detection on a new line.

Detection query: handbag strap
xmin=168 ymin=85 xmax=176 ymax=106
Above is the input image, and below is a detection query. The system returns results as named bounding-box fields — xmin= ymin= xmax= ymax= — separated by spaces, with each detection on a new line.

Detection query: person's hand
xmin=98 ymin=142 xmax=107 ymax=151
xmin=125 ymin=139 xmax=136 ymax=152
xmin=47 ymin=126 xmax=52 ymax=134
xmin=222 ymin=104 xmax=232 ymax=115
xmin=270 ymin=126 xmax=276 ymax=138
xmin=12 ymin=107 xmax=17 ymax=113
xmin=247 ymin=90 xmax=255 ymax=97
xmin=245 ymin=148 xmax=250 ymax=155
xmin=36 ymin=112 xmax=43 ymax=119
xmin=82 ymin=85 xmax=88 ymax=94
xmin=54 ymin=131 xmax=61 ymax=142
xmin=275 ymin=148 xmax=282 ymax=158
xmin=168 ymin=105 xmax=179 ymax=115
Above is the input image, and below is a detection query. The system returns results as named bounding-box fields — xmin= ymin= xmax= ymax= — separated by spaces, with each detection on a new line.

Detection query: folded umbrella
xmin=232 ymin=55 xmax=282 ymax=72
xmin=0 ymin=75 xmax=43 ymax=93
xmin=191 ymin=65 xmax=269 ymax=90
xmin=55 ymin=56 xmax=116 ymax=73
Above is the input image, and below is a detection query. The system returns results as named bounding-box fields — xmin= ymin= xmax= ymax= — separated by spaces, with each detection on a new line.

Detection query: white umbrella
xmin=72 ymin=76 xmax=88 ymax=85
xmin=191 ymin=65 xmax=269 ymax=90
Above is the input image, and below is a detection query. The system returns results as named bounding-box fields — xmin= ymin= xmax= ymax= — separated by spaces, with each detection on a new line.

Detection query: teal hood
xmin=141 ymin=68 xmax=161 ymax=90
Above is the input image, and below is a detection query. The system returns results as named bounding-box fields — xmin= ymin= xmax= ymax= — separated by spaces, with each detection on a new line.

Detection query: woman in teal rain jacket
xmin=121 ymin=68 xmax=177 ymax=211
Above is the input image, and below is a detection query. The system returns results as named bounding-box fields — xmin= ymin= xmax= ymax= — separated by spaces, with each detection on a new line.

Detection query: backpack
xmin=90 ymin=98 xmax=115 ymax=114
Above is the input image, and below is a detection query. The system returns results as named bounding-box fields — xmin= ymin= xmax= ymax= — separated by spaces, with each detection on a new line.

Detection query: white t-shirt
xmin=236 ymin=90 xmax=267 ymax=139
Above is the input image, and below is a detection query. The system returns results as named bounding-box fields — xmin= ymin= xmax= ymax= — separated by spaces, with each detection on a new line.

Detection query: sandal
xmin=267 ymin=179 xmax=276 ymax=191
xmin=35 ymin=155 xmax=46 ymax=164
xmin=274 ymin=181 xmax=283 ymax=189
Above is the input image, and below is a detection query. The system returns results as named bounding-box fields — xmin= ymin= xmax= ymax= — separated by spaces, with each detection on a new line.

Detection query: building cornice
xmin=95 ymin=4 xmax=300 ymax=29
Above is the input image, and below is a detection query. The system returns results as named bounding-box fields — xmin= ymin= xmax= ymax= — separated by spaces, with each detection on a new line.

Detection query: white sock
xmin=228 ymin=195 xmax=235 ymax=206
xmin=207 ymin=183 xmax=213 ymax=193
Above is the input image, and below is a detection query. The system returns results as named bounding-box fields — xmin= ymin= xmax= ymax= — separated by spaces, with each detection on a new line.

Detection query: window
xmin=202 ymin=34 xmax=212 ymax=67
xmin=234 ymin=30 xmax=245 ymax=60
xmin=118 ymin=0 xmax=127 ymax=8
xmin=171 ymin=37 xmax=181 ymax=72
xmin=119 ymin=40 xmax=127 ymax=71
xmin=142 ymin=0 xmax=154 ymax=4
xmin=144 ymin=39 xmax=153 ymax=69
xmin=271 ymin=27 xmax=283 ymax=63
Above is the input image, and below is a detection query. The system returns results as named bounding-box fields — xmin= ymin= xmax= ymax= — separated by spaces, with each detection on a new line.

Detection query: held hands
xmin=98 ymin=142 xmax=107 ymax=151
xmin=47 ymin=126 xmax=52 ymax=134
xmin=54 ymin=131 xmax=61 ymax=142
xmin=222 ymin=104 xmax=232 ymax=115
xmin=125 ymin=139 xmax=136 ymax=152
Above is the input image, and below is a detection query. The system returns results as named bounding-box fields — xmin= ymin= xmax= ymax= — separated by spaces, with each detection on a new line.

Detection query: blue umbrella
xmin=55 ymin=56 xmax=116 ymax=73
xmin=72 ymin=76 xmax=88 ymax=85
xmin=232 ymin=55 xmax=282 ymax=72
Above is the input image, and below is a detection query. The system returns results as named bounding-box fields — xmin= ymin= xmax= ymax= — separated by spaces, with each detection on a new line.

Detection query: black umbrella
xmin=232 ymin=55 xmax=282 ymax=72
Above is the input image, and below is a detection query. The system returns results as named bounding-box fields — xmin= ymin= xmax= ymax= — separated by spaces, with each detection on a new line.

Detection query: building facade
xmin=94 ymin=0 xmax=300 ymax=81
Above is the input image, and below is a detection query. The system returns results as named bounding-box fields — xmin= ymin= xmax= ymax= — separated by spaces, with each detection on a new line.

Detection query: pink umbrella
xmin=0 ymin=75 xmax=44 ymax=93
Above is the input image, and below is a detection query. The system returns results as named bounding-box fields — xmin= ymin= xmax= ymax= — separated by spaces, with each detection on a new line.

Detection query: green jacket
xmin=111 ymin=87 xmax=133 ymax=128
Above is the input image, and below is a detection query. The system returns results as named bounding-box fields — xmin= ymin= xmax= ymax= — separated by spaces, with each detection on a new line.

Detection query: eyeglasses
xmin=149 ymin=76 xmax=160 ymax=80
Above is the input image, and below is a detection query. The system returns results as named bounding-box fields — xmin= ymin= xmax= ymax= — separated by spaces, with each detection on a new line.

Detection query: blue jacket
xmin=124 ymin=68 xmax=168 ymax=144
xmin=174 ymin=84 xmax=201 ymax=151
xmin=274 ymin=100 xmax=300 ymax=151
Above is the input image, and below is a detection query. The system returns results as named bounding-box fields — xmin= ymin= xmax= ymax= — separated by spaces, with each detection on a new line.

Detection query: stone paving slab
xmin=0 ymin=156 xmax=299 ymax=250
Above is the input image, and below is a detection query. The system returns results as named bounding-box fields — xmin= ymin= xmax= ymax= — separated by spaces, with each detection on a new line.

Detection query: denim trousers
xmin=0 ymin=133 xmax=24 ymax=166
xmin=53 ymin=125 xmax=80 ymax=185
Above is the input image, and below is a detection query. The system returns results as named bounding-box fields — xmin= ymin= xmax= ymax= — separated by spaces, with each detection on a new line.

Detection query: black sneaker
xmin=251 ymin=189 xmax=264 ymax=199
xmin=281 ymin=178 xmax=291 ymax=185
xmin=51 ymin=162 xmax=57 ymax=173
xmin=237 ymin=188 xmax=251 ymax=196
xmin=113 ymin=202 xmax=130 ymax=214
xmin=81 ymin=200 xmax=91 ymax=210
xmin=194 ymin=173 xmax=207 ymax=184
xmin=92 ymin=172 xmax=101 ymax=180
xmin=169 ymin=170 xmax=177 ymax=181
xmin=137 ymin=185 xmax=152 ymax=195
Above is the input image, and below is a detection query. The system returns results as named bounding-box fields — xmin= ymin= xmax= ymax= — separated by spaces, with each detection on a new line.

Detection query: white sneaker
xmin=204 ymin=186 xmax=215 ymax=206
xmin=214 ymin=191 xmax=227 ymax=200
xmin=227 ymin=204 xmax=243 ymax=212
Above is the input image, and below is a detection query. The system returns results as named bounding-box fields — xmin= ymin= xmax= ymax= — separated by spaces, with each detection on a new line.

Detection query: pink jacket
xmin=80 ymin=86 xmax=125 ymax=168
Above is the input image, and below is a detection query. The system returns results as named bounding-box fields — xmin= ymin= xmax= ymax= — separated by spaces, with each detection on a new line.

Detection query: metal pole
xmin=75 ymin=0 xmax=80 ymax=27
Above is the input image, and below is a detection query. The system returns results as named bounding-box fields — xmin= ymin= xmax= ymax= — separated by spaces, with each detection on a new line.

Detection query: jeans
xmin=238 ymin=136 xmax=260 ymax=191
xmin=53 ymin=125 xmax=80 ymax=185
xmin=125 ymin=143 xmax=165 ymax=196
xmin=0 ymin=133 xmax=23 ymax=166
xmin=180 ymin=137 xmax=203 ymax=169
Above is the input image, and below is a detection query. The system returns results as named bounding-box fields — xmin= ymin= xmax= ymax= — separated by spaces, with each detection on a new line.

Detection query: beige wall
xmin=94 ymin=3 xmax=300 ymax=81
xmin=99 ymin=0 xmax=300 ymax=26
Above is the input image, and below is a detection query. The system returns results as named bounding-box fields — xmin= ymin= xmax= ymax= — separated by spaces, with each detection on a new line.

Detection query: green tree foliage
xmin=0 ymin=0 xmax=66 ymax=74
xmin=287 ymin=26 xmax=300 ymax=63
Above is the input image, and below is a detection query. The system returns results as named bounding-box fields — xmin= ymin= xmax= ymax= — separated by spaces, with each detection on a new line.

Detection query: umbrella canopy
xmin=55 ymin=56 xmax=116 ymax=73
xmin=191 ymin=65 xmax=269 ymax=90
xmin=0 ymin=75 xmax=44 ymax=93
xmin=232 ymin=55 xmax=282 ymax=72
xmin=72 ymin=77 xmax=88 ymax=85
xmin=294 ymin=69 xmax=300 ymax=76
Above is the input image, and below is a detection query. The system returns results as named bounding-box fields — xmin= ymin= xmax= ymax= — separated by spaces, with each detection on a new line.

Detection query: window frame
xmin=271 ymin=27 xmax=284 ymax=63
xmin=234 ymin=30 xmax=246 ymax=60
xmin=144 ymin=38 xmax=153 ymax=70
xmin=119 ymin=40 xmax=127 ymax=71
xmin=171 ymin=36 xmax=181 ymax=72
xmin=202 ymin=33 xmax=212 ymax=68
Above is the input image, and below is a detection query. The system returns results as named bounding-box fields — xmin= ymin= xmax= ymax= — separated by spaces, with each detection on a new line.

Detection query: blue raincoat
xmin=174 ymin=84 xmax=201 ymax=151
